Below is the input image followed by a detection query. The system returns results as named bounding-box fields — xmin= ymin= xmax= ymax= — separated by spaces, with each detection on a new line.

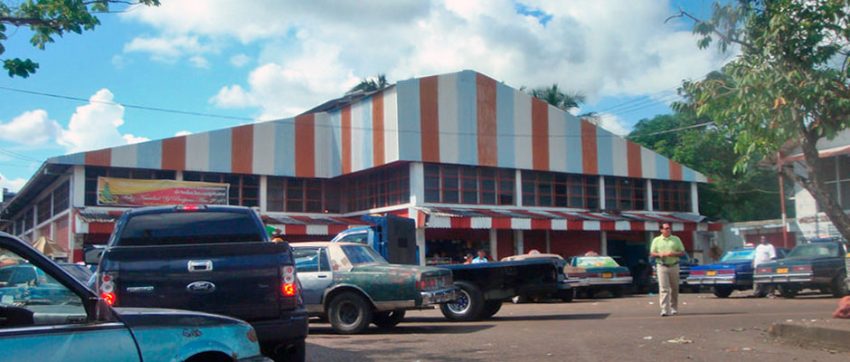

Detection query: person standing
xmin=650 ymin=223 xmax=685 ymax=317
xmin=752 ymin=236 xmax=777 ymax=297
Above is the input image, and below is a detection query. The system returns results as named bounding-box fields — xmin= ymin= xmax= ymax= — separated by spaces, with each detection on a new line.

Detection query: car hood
xmin=691 ymin=260 xmax=751 ymax=271
xmin=352 ymin=263 xmax=452 ymax=277
xmin=758 ymin=256 xmax=833 ymax=267
xmin=113 ymin=307 xmax=245 ymax=328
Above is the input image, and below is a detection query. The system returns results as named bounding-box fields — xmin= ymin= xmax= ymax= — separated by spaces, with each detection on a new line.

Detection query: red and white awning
xmin=416 ymin=207 xmax=722 ymax=232
xmin=262 ymin=214 xmax=371 ymax=235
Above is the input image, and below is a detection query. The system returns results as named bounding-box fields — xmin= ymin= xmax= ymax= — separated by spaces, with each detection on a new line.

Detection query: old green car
xmin=291 ymin=242 xmax=457 ymax=334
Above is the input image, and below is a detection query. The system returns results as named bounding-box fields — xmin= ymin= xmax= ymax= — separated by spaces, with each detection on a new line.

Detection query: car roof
xmin=291 ymin=241 xmax=362 ymax=248
xmin=502 ymin=253 xmax=564 ymax=261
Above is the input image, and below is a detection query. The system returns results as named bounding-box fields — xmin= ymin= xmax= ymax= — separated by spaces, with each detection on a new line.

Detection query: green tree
xmin=0 ymin=0 xmax=159 ymax=78
xmin=673 ymin=0 xmax=850 ymax=240
xmin=629 ymin=111 xmax=783 ymax=221
xmin=528 ymin=84 xmax=585 ymax=112
xmin=348 ymin=74 xmax=388 ymax=94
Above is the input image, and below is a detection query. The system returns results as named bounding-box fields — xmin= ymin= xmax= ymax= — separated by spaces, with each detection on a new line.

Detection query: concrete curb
xmin=769 ymin=322 xmax=850 ymax=352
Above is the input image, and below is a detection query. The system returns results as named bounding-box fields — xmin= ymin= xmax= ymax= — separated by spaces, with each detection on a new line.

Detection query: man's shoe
xmin=671 ymin=309 xmax=678 ymax=316
xmin=660 ymin=312 xmax=669 ymax=317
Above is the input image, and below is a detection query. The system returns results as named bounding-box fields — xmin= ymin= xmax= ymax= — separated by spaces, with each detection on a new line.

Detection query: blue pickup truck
xmin=0 ymin=231 xmax=269 ymax=362
xmin=687 ymin=247 xmax=786 ymax=298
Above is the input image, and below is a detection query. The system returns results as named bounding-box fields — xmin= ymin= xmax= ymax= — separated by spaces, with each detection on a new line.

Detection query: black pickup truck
xmin=754 ymin=240 xmax=848 ymax=298
xmin=90 ymin=205 xmax=308 ymax=361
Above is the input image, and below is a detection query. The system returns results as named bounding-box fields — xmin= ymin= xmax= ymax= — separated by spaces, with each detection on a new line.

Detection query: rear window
xmin=116 ymin=211 xmax=264 ymax=246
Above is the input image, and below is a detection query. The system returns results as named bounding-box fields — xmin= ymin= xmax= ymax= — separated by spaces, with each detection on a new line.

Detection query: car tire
xmin=778 ymin=286 xmax=798 ymax=299
xmin=373 ymin=309 xmax=406 ymax=328
xmin=611 ymin=287 xmax=624 ymax=298
xmin=713 ymin=286 xmax=733 ymax=298
xmin=689 ymin=285 xmax=702 ymax=293
xmin=832 ymin=273 xmax=849 ymax=297
xmin=481 ymin=300 xmax=502 ymax=319
xmin=560 ymin=289 xmax=575 ymax=303
xmin=440 ymin=281 xmax=484 ymax=321
xmin=511 ymin=295 xmax=528 ymax=304
xmin=328 ymin=291 xmax=373 ymax=334
xmin=263 ymin=339 xmax=306 ymax=362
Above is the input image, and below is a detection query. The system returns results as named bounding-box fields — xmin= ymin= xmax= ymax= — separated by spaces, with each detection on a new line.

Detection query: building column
xmin=545 ymin=230 xmax=551 ymax=254
xmin=410 ymin=162 xmax=424 ymax=206
xmin=598 ymin=177 xmax=606 ymax=210
xmin=601 ymin=231 xmax=608 ymax=255
xmin=646 ymin=179 xmax=654 ymax=211
xmin=71 ymin=165 xmax=85 ymax=208
xmin=175 ymin=170 xmax=184 ymax=181
xmin=259 ymin=176 xmax=268 ymax=211
xmin=416 ymin=227 xmax=426 ymax=266
xmin=489 ymin=228 xmax=498 ymax=260
xmin=514 ymin=169 xmax=523 ymax=206
xmin=690 ymin=182 xmax=699 ymax=214
xmin=514 ymin=230 xmax=524 ymax=255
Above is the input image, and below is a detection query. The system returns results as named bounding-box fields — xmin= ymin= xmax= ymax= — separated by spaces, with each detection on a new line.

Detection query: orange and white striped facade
xmin=50 ymin=70 xmax=706 ymax=183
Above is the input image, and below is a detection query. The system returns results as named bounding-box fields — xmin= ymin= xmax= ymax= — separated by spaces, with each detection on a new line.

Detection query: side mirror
xmin=84 ymin=245 xmax=106 ymax=265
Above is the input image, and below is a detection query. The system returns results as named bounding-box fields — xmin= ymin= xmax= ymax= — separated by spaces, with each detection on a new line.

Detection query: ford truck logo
xmin=186 ymin=281 xmax=216 ymax=294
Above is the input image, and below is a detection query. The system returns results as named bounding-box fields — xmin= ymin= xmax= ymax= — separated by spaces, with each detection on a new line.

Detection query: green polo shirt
xmin=650 ymin=234 xmax=685 ymax=266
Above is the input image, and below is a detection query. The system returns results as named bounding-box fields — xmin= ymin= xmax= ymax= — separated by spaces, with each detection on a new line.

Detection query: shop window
xmin=340 ymin=165 xmax=410 ymax=212
xmin=52 ymin=181 xmax=70 ymax=216
xmin=267 ymin=177 xmax=337 ymax=213
xmin=36 ymin=197 xmax=52 ymax=224
xmin=424 ymin=164 xmax=514 ymax=205
xmin=822 ymin=154 xmax=850 ymax=210
xmin=523 ymin=171 xmax=598 ymax=209
xmin=183 ymin=172 xmax=258 ymax=207
xmin=651 ymin=180 xmax=691 ymax=212
xmin=604 ymin=177 xmax=646 ymax=211
xmin=24 ymin=208 xmax=33 ymax=231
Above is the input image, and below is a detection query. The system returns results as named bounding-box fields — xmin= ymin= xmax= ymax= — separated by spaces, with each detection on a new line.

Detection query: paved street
xmin=306 ymin=291 xmax=849 ymax=362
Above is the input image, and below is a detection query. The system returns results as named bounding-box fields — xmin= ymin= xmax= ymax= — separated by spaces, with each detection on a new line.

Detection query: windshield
xmin=117 ymin=211 xmax=264 ymax=246
xmin=341 ymin=245 xmax=388 ymax=265
xmin=787 ymin=243 xmax=840 ymax=258
xmin=720 ymin=249 xmax=754 ymax=262
xmin=573 ymin=256 xmax=619 ymax=268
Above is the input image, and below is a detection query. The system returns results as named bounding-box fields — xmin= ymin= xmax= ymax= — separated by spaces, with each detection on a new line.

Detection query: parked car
xmin=754 ymin=240 xmax=848 ymax=298
xmin=292 ymin=242 xmax=457 ymax=334
xmin=501 ymin=253 xmax=580 ymax=303
xmin=687 ymin=247 xmax=768 ymax=298
xmin=90 ymin=205 xmax=308 ymax=361
xmin=566 ymin=256 xmax=633 ymax=298
xmin=333 ymin=216 xmax=569 ymax=321
xmin=0 ymin=231 xmax=270 ymax=362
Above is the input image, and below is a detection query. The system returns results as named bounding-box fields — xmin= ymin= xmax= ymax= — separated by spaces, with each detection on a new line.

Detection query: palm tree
xmin=528 ymin=84 xmax=586 ymax=113
xmin=348 ymin=74 xmax=388 ymax=94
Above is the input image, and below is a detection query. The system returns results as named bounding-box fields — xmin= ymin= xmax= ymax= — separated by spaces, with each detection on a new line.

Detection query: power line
xmin=0 ymin=86 xmax=253 ymax=122
xmin=0 ymin=147 xmax=41 ymax=162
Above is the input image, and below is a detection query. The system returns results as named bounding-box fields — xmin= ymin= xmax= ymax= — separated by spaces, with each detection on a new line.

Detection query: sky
xmin=0 ymin=0 xmax=733 ymax=193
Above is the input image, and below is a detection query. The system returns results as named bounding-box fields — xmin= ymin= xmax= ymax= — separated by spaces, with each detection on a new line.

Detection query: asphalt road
xmin=305 ymin=290 xmax=849 ymax=362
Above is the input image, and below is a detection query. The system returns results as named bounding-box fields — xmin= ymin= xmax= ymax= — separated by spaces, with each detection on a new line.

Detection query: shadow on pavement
xmin=307 ymin=342 xmax=480 ymax=362
xmin=308 ymin=323 xmax=495 ymax=335
xmin=489 ymin=313 xmax=610 ymax=321
xmin=307 ymin=343 xmax=375 ymax=362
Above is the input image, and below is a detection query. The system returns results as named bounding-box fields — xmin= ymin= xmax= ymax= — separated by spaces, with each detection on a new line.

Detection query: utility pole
xmin=777 ymin=152 xmax=789 ymax=248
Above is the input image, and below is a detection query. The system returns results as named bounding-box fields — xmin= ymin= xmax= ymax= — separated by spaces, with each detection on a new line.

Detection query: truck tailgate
xmin=102 ymin=242 xmax=291 ymax=322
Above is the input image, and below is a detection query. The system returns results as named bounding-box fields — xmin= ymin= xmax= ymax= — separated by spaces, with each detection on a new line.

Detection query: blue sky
xmin=0 ymin=0 xmax=728 ymax=192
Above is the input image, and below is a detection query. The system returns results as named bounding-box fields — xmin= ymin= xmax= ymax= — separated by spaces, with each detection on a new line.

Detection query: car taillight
xmin=756 ymin=267 xmax=772 ymax=274
xmin=177 ymin=204 xmax=205 ymax=211
xmin=718 ymin=269 xmax=735 ymax=275
xmin=792 ymin=265 xmax=812 ymax=272
xmin=616 ymin=272 xmax=630 ymax=277
xmin=97 ymin=272 xmax=118 ymax=306
xmin=689 ymin=270 xmax=705 ymax=276
xmin=281 ymin=265 xmax=297 ymax=297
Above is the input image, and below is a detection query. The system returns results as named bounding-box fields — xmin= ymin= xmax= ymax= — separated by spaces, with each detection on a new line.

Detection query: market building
xmin=0 ymin=70 xmax=721 ymax=266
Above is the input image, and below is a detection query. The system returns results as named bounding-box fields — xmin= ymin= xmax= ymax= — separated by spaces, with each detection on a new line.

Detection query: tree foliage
xmin=674 ymin=0 xmax=850 ymax=240
xmin=629 ymin=111 xmax=783 ymax=222
xmin=348 ymin=74 xmax=389 ymax=94
xmin=0 ymin=0 xmax=159 ymax=78
xmin=528 ymin=84 xmax=585 ymax=112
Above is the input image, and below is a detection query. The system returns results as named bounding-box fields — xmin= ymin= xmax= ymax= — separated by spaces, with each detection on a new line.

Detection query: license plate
xmin=601 ymin=272 xmax=613 ymax=278
xmin=777 ymin=268 xmax=788 ymax=274
xmin=706 ymin=271 xmax=717 ymax=276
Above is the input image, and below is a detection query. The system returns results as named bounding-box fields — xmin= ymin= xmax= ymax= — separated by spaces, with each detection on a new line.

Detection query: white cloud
xmin=175 ymin=130 xmax=193 ymax=137
xmin=123 ymin=35 xmax=217 ymax=63
xmin=0 ymin=110 xmax=62 ymax=147
xmin=188 ymin=55 xmax=211 ymax=69
xmin=57 ymin=89 xmax=145 ymax=153
xmin=125 ymin=0 xmax=730 ymax=118
xmin=230 ymin=54 xmax=251 ymax=68
xmin=593 ymin=113 xmax=631 ymax=136
xmin=0 ymin=173 xmax=27 ymax=193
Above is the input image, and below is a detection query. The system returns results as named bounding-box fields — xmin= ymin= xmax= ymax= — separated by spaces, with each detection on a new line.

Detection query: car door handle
xmin=317 ymin=275 xmax=328 ymax=279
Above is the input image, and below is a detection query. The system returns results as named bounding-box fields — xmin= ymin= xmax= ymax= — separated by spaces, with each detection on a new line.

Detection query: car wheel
xmin=559 ymin=289 xmax=575 ymax=303
xmin=373 ymin=309 xmax=406 ymax=328
xmin=713 ymin=286 xmax=733 ymax=298
xmin=778 ymin=286 xmax=798 ymax=299
xmin=611 ymin=287 xmax=624 ymax=298
xmin=511 ymin=295 xmax=528 ymax=304
xmin=689 ymin=285 xmax=702 ymax=293
xmin=328 ymin=291 xmax=373 ymax=334
xmin=262 ymin=339 xmax=306 ymax=362
xmin=832 ymin=273 xmax=849 ymax=297
xmin=481 ymin=300 xmax=502 ymax=319
xmin=440 ymin=281 xmax=484 ymax=321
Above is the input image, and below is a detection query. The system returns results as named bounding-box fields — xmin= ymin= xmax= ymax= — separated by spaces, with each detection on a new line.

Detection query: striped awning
xmin=417 ymin=207 xmax=722 ymax=232
xmin=262 ymin=214 xmax=371 ymax=235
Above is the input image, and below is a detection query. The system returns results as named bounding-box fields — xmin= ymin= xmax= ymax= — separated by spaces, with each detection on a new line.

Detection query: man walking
xmin=752 ymin=236 xmax=777 ymax=297
xmin=650 ymin=223 xmax=685 ymax=317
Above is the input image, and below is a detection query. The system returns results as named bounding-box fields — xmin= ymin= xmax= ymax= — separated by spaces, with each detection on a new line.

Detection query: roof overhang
xmin=0 ymin=162 xmax=70 ymax=219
